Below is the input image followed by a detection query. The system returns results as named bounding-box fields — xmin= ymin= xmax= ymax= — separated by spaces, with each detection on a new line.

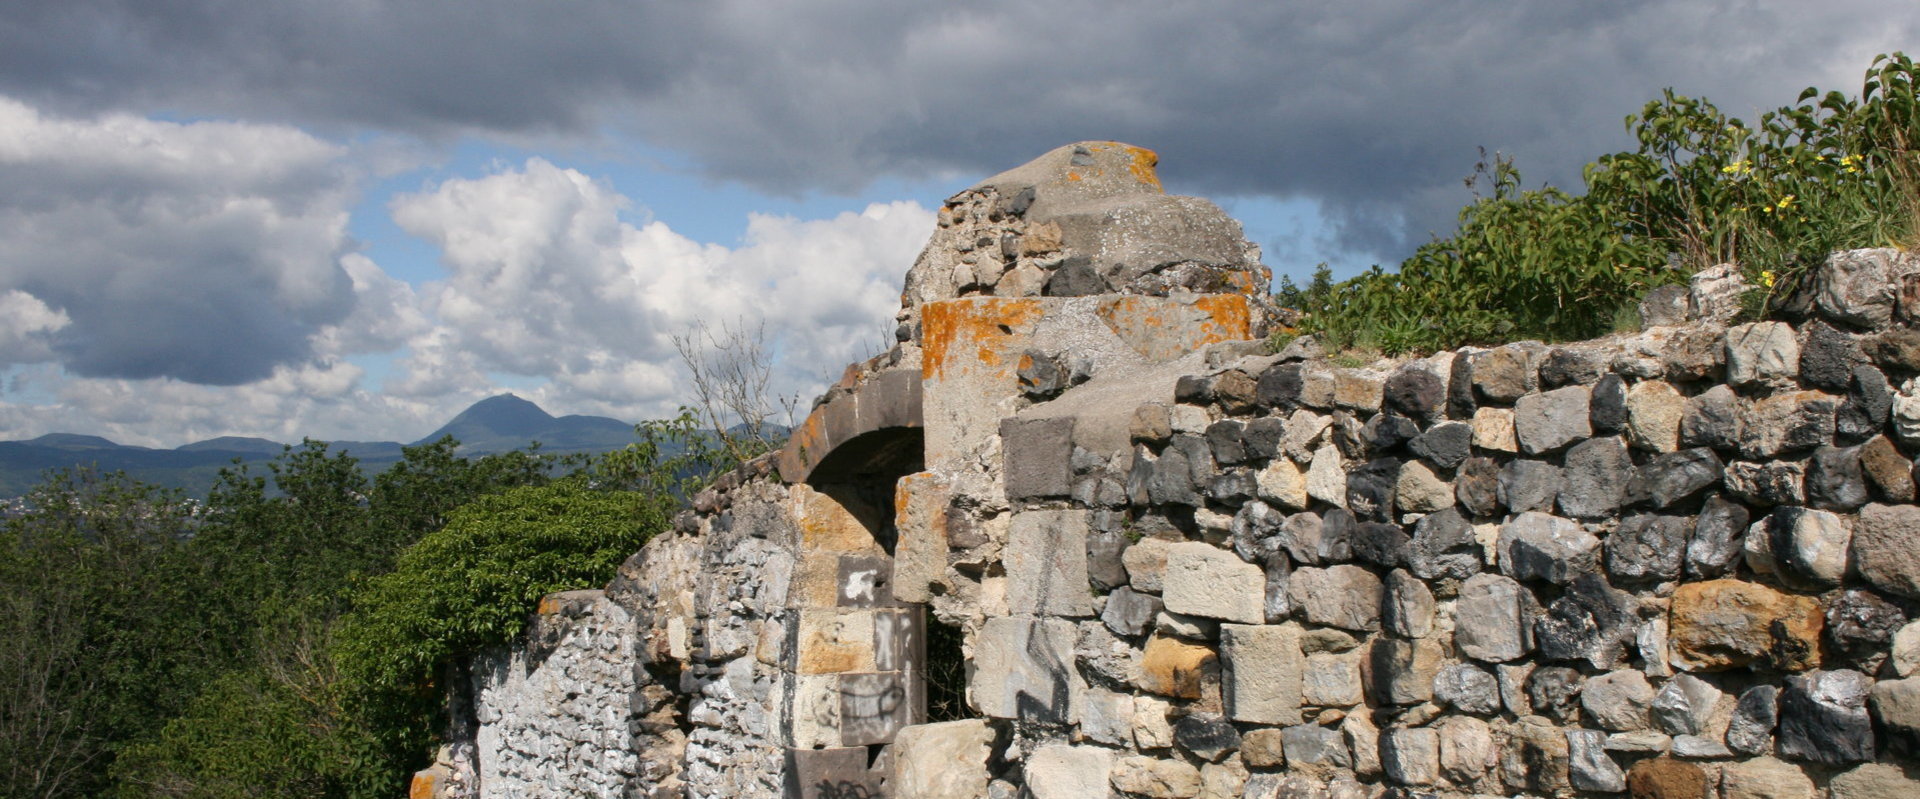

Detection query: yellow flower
xmin=1761 ymin=270 xmax=1777 ymax=288
xmin=1720 ymin=160 xmax=1753 ymax=175
xmin=1776 ymin=195 xmax=1796 ymax=210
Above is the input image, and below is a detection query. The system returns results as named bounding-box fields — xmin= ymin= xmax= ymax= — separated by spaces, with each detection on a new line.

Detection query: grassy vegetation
xmin=1278 ymin=52 xmax=1920 ymax=356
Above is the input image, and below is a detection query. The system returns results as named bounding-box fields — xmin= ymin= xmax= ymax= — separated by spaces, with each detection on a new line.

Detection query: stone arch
xmin=777 ymin=365 xmax=931 ymax=799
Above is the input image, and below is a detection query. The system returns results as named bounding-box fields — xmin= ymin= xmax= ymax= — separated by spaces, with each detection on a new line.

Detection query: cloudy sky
xmin=0 ymin=1 xmax=1909 ymax=447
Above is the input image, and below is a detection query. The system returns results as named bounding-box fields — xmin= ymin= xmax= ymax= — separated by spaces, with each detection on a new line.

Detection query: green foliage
xmin=331 ymin=481 xmax=664 ymax=788
xmin=0 ymin=469 xmax=201 ymax=799
xmin=108 ymin=621 xmax=385 ymax=799
xmin=1281 ymin=52 xmax=1920 ymax=355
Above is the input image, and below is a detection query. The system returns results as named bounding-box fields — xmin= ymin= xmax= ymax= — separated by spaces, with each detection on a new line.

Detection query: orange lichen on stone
xmin=1125 ymin=145 xmax=1161 ymax=189
xmin=409 ymin=768 xmax=450 ymax=799
xmin=921 ymin=298 xmax=1044 ymax=381
xmin=1139 ymin=635 xmax=1217 ymax=699
xmin=793 ymin=484 xmax=879 ymax=553
xmin=1097 ymin=295 xmax=1251 ymax=362
xmin=778 ymin=410 xmax=830 ymax=482
xmin=1193 ymin=294 xmax=1251 ymax=338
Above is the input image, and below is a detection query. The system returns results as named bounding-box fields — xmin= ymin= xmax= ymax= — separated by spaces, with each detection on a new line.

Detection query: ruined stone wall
xmin=468 ymin=591 xmax=648 ymax=797
xmin=906 ymin=248 xmax=1920 ymax=799
xmin=431 ymin=142 xmax=1920 ymax=799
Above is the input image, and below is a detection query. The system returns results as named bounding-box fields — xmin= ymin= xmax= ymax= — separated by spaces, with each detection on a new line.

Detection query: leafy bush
xmin=330 ymin=481 xmax=667 ymax=791
xmin=1283 ymin=52 xmax=1920 ymax=355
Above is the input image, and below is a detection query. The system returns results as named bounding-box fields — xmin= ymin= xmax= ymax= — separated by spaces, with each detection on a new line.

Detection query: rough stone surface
xmin=1008 ymin=511 xmax=1095 ymax=617
xmin=1561 ymin=436 xmax=1632 ymax=518
xmin=1830 ymin=763 xmax=1920 ymax=799
xmin=1567 ymin=728 xmax=1627 ymax=793
xmin=1583 ymin=670 xmax=1655 ymax=731
xmin=1472 ymin=346 xmax=1533 ymax=403
xmin=1103 ymin=587 xmax=1165 ymax=637
xmin=1498 ymin=459 xmax=1562 ymax=513
xmin=1626 ymin=757 xmax=1709 ymax=799
xmin=1801 ymin=320 xmax=1862 ymax=391
xmin=1724 ymin=460 xmax=1806 ymax=507
xmin=1407 ymin=507 xmax=1481 ymax=580
xmin=1362 ymin=637 xmax=1443 ymax=705
xmin=1765 ymin=506 xmax=1851 ymax=589
xmin=894 ymin=721 xmax=995 ymax=799
xmin=1817 ymin=248 xmax=1913 ymax=328
xmin=1855 ymin=502 xmax=1920 ymax=598
xmin=1895 ymin=620 xmax=1920 ymax=677
xmin=1825 ymin=588 xmax=1906 ymax=666
xmin=1301 ymin=651 xmax=1364 ymax=708
xmin=1137 ymin=635 xmax=1217 ymax=700
xmin=1627 ymin=380 xmax=1686 ymax=452
xmin=1681 ymin=384 xmax=1741 ymax=452
xmin=1433 ymin=662 xmax=1500 ymax=715
xmin=1287 ymin=565 xmax=1382 ymax=632
xmin=1382 ymin=569 xmax=1434 ymax=638
xmin=1726 ymin=685 xmax=1780 ymax=757
xmin=1238 ymin=729 xmax=1285 ymax=769
xmin=1608 ymin=513 xmax=1691 ymax=583
xmin=1435 ymin=716 xmax=1494 ymax=787
xmin=1668 ymin=579 xmax=1824 ymax=672
xmin=1173 ymin=713 xmax=1241 ymax=763
xmin=1870 ymin=676 xmax=1920 ymax=737
xmin=1162 ymin=542 xmax=1265 ymax=624
xmin=1536 ymin=573 xmax=1638 ymax=669
xmin=1124 ymin=537 xmax=1173 ymax=593
xmin=1629 ymin=448 xmax=1724 ymax=509
xmin=974 ymin=617 xmax=1086 ymax=723
xmin=1380 ymin=727 xmax=1440 ymax=786
xmin=1727 ymin=322 xmax=1801 ymax=387
xmin=1394 ymin=459 xmax=1453 ymax=514
xmin=1515 ymin=385 xmax=1592 ymax=454
xmin=1806 ymin=445 xmax=1869 ymax=511
xmin=1720 ymin=757 xmax=1814 ymax=799
xmin=1777 ymin=669 xmax=1874 ymax=765
xmin=1109 ymin=755 xmax=1201 ymax=799
xmin=1859 ymin=435 xmax=1916 ymax=500
xmin=1220 ymin=623 xmax=1303 ymax=725
xmin=1408 ymin=421 xmax=1471 ymax=469
xmin=1651 ymin=674 xmax=1721 ymax=736
xmin=1499 ymin=511 xmax=1601 ymax=585
xmin=1455 ymin=573 xmax=1536 ymax=662
xmin=1686 ymin=494 xmax=1750 ymax=579
xmin=1500 ymin=716 xmax=1571 ymax=794
xmin=1280 ymin=724 xmax=1351 ymax=775
xmin=1472 ymin=406 xmax=1518 ymax=452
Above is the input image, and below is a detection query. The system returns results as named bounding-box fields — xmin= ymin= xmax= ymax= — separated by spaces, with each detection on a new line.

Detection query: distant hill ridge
xmin=0 ymin=394 xmax=644 ymax=497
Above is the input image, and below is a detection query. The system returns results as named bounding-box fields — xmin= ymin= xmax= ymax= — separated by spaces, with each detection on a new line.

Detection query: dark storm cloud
xmin=0 ymin=100 xmax=359 ymax=385
xmin=2 ymin=0 xmax=1908 ymax=261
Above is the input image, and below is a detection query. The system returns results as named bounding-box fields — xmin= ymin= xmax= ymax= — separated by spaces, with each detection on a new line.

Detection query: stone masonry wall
xmin=432 ymin=143 xmax=1920 ymax=799
xmin=912 ymin=248 xmax=1920 ymax=799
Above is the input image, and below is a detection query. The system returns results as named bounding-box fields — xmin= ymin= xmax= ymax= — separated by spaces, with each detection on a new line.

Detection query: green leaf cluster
xmin=1282 ymin=53 xmax=1920 ymax=355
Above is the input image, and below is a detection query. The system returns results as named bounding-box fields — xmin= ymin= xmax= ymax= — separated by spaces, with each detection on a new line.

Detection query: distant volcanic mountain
xmin=0 ymin=394 xmax=646 ymax=497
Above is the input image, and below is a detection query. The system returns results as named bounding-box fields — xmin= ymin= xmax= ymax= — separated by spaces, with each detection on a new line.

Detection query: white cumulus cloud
xmin=390 ymin=158 xmax=933 ymax=421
